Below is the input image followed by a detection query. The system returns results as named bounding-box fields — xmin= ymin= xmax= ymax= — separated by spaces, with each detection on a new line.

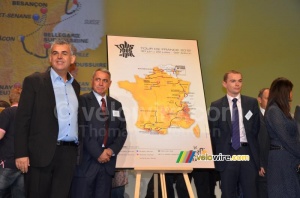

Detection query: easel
xmin=134 ymin=167 xmax=195 ymax=198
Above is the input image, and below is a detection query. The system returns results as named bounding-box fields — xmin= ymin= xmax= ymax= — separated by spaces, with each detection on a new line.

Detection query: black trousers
xmin=257 ymin=174 xmax=268 ymax=198
xmin=25 ymin=145 xmax=77 ymax=198
xmin=220 ymin=146 xmax=258 ymax=198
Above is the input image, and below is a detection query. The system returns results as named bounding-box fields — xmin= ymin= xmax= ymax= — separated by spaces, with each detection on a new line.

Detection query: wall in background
xmin=104 ymin=0 xmax=300 ymax=111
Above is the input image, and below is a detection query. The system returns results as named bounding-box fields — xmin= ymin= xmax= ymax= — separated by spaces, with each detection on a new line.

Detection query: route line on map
xmin=20 ymin=1 xmax=81 ymax=58
xmin=26 ymin=15 xmax=47 ymax=37
xmin=21 ymin=40 xmax=49 ymax=58
xmin=35 ymin=3 xmax=81 ymax=26
xmin=65 ymin=0 xmax=80 ymax=15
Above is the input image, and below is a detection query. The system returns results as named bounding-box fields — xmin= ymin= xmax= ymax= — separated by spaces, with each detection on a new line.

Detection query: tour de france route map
xmin=107 ymin=35 xmax=214 ymax=168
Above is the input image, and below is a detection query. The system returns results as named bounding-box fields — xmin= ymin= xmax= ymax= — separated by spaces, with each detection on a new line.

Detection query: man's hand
xmin=15 ymin=157 xmax=30 ymax=173
xmin=0 ymin=128 xmax=6 ymax=140
xmin=259 ymin=167 xmax=266 ymax=177
xmin=97 ymin=149 xmax=113 ymax=163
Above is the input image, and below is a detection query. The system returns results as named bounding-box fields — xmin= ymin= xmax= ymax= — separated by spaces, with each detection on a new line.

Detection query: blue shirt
xmin=50 ymin=68 xmax=78 ymax=142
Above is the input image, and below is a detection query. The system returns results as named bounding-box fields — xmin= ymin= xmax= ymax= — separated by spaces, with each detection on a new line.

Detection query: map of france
xmin=118 ymin=66 xmax=195 ymax=134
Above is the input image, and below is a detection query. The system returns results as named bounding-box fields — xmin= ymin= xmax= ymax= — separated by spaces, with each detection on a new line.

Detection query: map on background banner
xmin=107 ymin=35 xmax=214 ymax=168
xmin=0 ymin=0 xmax=106 ymax=101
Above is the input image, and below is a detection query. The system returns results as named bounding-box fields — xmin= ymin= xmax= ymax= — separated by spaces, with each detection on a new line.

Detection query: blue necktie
xmin=232 ymin=98 xmax=240 ymax=150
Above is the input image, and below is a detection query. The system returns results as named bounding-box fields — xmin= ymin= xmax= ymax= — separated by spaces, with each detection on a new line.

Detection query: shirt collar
xmin=227 ymin=93 xmax=241 ymax=103
xmin=260 ymin=107 xmax=265 ymax=115
xmin=50 ymin=67 xmax=74 ymax=83
xmin=93 ymin=91 xmax=107 ymax=103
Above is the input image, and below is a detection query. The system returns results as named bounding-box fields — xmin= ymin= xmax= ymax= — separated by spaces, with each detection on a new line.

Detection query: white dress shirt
xmin=227 ymin=94 xmax=248 ymax=143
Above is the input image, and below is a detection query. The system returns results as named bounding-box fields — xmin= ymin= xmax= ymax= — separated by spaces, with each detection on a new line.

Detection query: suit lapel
xmin=107 ymin=96 xmax=113 ymax=112
xmin=106 ymin=96 xmax=113 ymax=122
xmin=241 ymin=95 xmax=248 ymax=133
xmin=241 ymin=95 xmax=246 ymax=118
xmin=87 ymin=92 xmax=100 ymax=109
xmin=43 ymin=71 xmax=56 ymax=111
xmin=71 ymin=81 xmax=80 ymax=98
xmin=222 ymin=96 xmax=232 ymax=132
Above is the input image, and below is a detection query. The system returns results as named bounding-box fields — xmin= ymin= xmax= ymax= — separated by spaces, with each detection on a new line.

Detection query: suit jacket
xmin=14 ymin=70 xmax=80 ymax=167
xmin=209 ymin=95 xmax=260 ymax=171
xmin=258 ymin=112 xmax=270 ymax=172
xmin=294 ymin=105 xmax=300 ymax=133
xmin=265 ymin=103 xmax=300 ymax=197
xmin=77 ymin=92 xmax=127 ymax=176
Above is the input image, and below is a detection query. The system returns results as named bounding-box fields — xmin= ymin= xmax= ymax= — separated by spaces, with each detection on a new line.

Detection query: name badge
xmin=245 ymin=110 xmax=253 ymax=120
xmin=113 ymin=110 xmax=120 ymax=117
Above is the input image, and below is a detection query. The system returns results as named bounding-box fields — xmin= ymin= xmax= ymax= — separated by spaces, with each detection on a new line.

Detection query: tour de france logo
xmin=115 ymin=41 xmax=135 ymax=58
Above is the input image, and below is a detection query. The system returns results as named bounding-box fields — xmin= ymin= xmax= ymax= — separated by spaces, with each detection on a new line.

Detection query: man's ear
xmin=222 ymin=81 xmax=227 ymax=89
xmin=71 ymin=55 xmax=76 ymax=64
xmin=257 ymin=97 xmax=261 ymax=104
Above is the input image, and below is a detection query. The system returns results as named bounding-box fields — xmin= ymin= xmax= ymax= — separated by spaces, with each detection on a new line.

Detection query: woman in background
xmin=265 ymin=77 xmax=300 ymax=198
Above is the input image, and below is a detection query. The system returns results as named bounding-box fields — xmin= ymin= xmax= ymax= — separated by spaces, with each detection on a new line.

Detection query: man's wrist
xmin=107 ymin=148 xmax=115 ymax=156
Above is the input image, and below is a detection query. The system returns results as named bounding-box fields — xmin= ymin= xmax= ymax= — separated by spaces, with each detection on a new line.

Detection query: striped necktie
xmin=231 ymin=98 xmax=240 ymax=150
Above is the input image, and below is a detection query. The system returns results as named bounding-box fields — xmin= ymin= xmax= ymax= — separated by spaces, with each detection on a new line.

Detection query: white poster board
xmin=107 ymin=35 xmax=214 ymax=169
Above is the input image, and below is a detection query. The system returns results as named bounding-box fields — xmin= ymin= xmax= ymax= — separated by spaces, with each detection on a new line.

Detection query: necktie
xmin=231 ymin=98 xmax=240 ymax=150
xmin=101 ymin=98 xmax=109 ymax=147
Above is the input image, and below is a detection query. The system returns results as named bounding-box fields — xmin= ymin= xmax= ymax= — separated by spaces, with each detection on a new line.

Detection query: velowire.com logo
xmin=176 ymin=146 xmax=250 ymax=163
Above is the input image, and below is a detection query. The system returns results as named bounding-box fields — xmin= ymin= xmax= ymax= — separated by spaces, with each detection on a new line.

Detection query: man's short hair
xmin=223 ymin=70 xmax=242 ymax=82
xmin=258 ymin=88 xmax=269 ymax=98
xmin=50 ymin=38 xmax=77 ymax=55
xmin=92 ymin=67 xmax=111 ymax=79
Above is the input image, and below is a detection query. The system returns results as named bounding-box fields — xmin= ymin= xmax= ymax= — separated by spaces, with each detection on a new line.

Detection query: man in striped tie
xmin=208 ymin=70 xmax=260 ymax=198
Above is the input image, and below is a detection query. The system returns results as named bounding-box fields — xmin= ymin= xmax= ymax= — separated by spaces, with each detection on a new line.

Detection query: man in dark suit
xmin=14 ymin=38 xmax=80 ymax=198
xmin=71 ymin=68 xmax=127 ymax=198
xmin=208 ymin=70 xmax=260 ymax=198
xmin=257 ymin=88 xmax=270 ymax=198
